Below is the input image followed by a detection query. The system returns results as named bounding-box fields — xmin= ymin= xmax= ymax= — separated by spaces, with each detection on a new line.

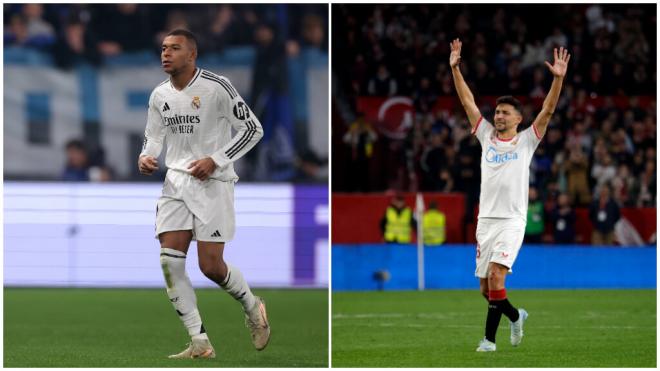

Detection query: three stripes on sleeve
xmin=200 ymin=70 xmax=259 ymax=160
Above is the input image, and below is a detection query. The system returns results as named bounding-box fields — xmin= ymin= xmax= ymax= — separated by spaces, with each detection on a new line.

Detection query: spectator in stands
xmin=550 ymin=193 xmax=576 ymax=244
xmin=193 ymin=5 xmax=257 ymax=53
xmin=525 ymin=187 xmax=544 ymax=244
xmin=21 ymin=4 xmax=56 ymax=47
xmin=343 ymin=113 xmax=377 ymax=192
xmin=438 ymin=169 xmax=454 ymax=192
xmin=368 ymin=64 xmax=397 ymax=96
xmin=453 ymin=134 xmax=480 ymax=238
xmin=380 ymin=194 xmax=416 ymax=243
xmin=589 ymin=184 xmax=620 ymax=245
xmin=563 ymin=146 xmax=591 ymax=206
xmin=5 ymin=14 xmax=29 ymax=46
xmin=630 ymin=148 xmax=646 ymax=176
xmin=154 ymin=9 xmax=189 ymax=49
xmin=420 ymin=130 xmax=448 ymax=191
xmin=609 ymin=128 xmax=633 ymax=166
xmin=198 ymin=5 xmax=234 ymax=52
xmin=301 ymin=14 xmax=326 ymax=50
xmin=566 ymin=119 xmax=592 ymax=153
xmin=62 ymin=139 xmax=90 ymax=181
xmin=53 ymin=20 xmax=101 ymax=69
xmin=632 ymin=162 xmax=656 ymax=207
xmin=611 ymin=164 xmax=635 ymax=207
xmin=423 ymin=201 xmax=446 ymax=245
xmin=414 ymin=77 xmax=437 ymax=114
xmin=251 ymin=22 xmax=287 ymax=116
xmin=5 ymin=7 xmax=55 ymax=49
xmin=295 ymin=149 xmax=328 ymax=182
xmin=95 ymin=4 xmax=152 ymax=57
xmin=591 ymin=152 xmax=616 ymax=195
xmin=88 ymin=165 xmax=113 ymax=182
xmin=398 ymin=63 xmax=418 ymax=97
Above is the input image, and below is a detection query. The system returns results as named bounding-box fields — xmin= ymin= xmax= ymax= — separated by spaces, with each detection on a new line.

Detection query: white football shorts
xmin=155 ymin=170 xmax=235 ymax=242
xmin=474 ymin=217 xmax=526 ymax=278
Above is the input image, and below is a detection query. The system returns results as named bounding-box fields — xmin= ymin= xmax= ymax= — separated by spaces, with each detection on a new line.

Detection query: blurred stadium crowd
xmin=5 ymin=4 xmax=327 ymax=68
xmin=5 ymin=3 xmax=328 ymax=183
xmin=333 ymin=4 xmax=656 ymax=211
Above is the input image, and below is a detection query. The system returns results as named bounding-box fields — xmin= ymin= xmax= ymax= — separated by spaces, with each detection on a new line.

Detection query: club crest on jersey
xmin=191 ymin=96 xmax=201 ymax=109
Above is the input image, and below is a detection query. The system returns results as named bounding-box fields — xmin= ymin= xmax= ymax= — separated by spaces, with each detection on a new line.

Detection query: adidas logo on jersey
xmin=163 ymin=102 xmax=170 ymax=112
xmin=211 ymin=230 xmax=222 ymax=238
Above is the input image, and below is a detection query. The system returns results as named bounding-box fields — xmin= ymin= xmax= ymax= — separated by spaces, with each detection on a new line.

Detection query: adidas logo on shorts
xmin=211 ymin=230 xmax=222 ymax=238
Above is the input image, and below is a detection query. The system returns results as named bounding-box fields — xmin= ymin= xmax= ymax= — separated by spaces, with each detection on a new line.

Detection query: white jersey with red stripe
xmin=472 ymin=116 xmax=542 ymax=221
xmin=140 ymin=67 xmax=263 ymax=182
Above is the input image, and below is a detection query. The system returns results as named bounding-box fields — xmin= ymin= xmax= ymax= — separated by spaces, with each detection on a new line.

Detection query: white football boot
xmin=245 ymin=296 xmax=271 ymax=350
xmin=476 ymin=338 xmax=497 ymax=352
xmin=168 ymin=338 xmax=216 ymax=359
xmin=510 ymin=308 xmax=528 ymax=346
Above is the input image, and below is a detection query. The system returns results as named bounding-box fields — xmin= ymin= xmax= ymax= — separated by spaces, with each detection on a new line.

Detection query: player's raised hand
xmin=138 ymin=155 xmax=158 ymax=175
xmin=188 ymin=157 xmax=217 ymax=181
xmin=449 ymin=38 xmax=462 ymax=68
xmin=544 ymin=47 xmax=570 ymax=78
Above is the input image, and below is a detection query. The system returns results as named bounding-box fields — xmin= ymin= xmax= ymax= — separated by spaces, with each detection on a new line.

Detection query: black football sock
xmin=484 ymin=301 xmax=502 ymax=343
xmin=497 ymin=298 xmax=520 ymax=322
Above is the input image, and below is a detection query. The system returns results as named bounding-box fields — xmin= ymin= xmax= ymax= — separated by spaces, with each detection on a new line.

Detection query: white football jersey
xmin=140 ymin=67 xmax=263 ymax=181
xmin=473 ymin=117 xmax=542 ymax=221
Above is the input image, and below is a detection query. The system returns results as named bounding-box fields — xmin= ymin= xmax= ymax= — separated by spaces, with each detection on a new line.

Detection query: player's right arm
xmin=449 ymin=38 xmax=481 ymax=130
xmin=138 ymin=91 xmax=165 ymax=175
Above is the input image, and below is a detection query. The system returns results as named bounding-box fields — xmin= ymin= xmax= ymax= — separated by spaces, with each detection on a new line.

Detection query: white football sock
xmin=160 ymin=248 xmax=208 ymax=339
xmin=221 ymin=264 xmax=257 ymax=312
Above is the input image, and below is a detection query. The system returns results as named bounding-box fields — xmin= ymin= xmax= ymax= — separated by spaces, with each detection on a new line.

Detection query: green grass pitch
xmin=332 ymin=289 xmax=656 ymax=367
xmin=4 ymin=288 xmax=328 ymax=367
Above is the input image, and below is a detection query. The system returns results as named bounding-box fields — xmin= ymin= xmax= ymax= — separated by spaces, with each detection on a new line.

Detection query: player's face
xmin=161 ymin=35 xmax=195 ymax=75
xmin=494 ymin=104 xmax=522 ymax=133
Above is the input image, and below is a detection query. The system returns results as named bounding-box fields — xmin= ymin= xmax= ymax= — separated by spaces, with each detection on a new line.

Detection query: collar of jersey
xmin=169 ymin=67 xmax=201 ymax=92
xmin=494 ymin=133 xmax=517 ymax=142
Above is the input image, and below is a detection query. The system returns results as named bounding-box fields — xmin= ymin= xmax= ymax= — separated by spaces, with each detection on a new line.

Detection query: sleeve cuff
xmin=471 ymin=116 xmax=483 ymax=135
xmin=532 ymin=123 xmax=543 ymax=140
xmin=210 ymin=151 xmax=230 ymax=169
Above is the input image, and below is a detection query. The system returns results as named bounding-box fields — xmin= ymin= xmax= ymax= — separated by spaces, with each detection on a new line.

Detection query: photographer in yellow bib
xmin=423 ymin=201 xmax=446 ymax=245
xmin=381 ymin=194 xmax=416 ymax=243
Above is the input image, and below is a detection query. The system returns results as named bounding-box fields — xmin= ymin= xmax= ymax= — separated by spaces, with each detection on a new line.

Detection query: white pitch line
xmin=333 ymin=312 xmax=482 ymax=319
xmin=334 ymin=311 xmax=655 ymax=321
xmin=332 ymin=322 xmax=652 ymax=330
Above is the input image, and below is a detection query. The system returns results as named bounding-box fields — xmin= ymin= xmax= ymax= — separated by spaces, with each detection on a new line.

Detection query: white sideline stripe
xmin=333 ymin=312 xmax=485 ymax=319
xmin=334 ymin=311 xmax=654 ymax=320
xmin=333 ymin=322 xmax=651 ymax=330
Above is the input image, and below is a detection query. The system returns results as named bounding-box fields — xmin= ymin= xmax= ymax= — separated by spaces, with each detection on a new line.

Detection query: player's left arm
xmin=189 ymin=78 xmax=264 ymax=180
xmin=211 ymin=78 xmax=263 ymax=165
xmin=531 ymin=47 xmax=570 ymax=138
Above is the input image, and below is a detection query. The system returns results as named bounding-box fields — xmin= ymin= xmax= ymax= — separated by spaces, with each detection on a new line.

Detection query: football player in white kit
xmin=449 ymin=38 xmax=570 ymax=352
xmin=138 ymin=29 xmax=269 ymax=358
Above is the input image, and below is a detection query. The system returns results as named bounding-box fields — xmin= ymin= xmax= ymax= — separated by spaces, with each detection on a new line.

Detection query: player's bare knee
xmin=198 ymin=259 xmax=212 ymax=276
xmin=487 ymin=268 xmax=504 ymax=286
xmin=158 ymin=231 xmax=191 ymax=253
xmin=199 ymin=259 xmax=225 ymax=281
xmin=217 ymin=260 xmax=228 ymax=281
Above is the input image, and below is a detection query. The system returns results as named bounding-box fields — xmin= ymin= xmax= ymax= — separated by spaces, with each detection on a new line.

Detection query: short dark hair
xmin=65 ymin=139 xmax=86 ymax=151
xmin=495 ymin=95 xmax=522 ymax=114
xmin=166 ymin=29 xmax=198 ymax=51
